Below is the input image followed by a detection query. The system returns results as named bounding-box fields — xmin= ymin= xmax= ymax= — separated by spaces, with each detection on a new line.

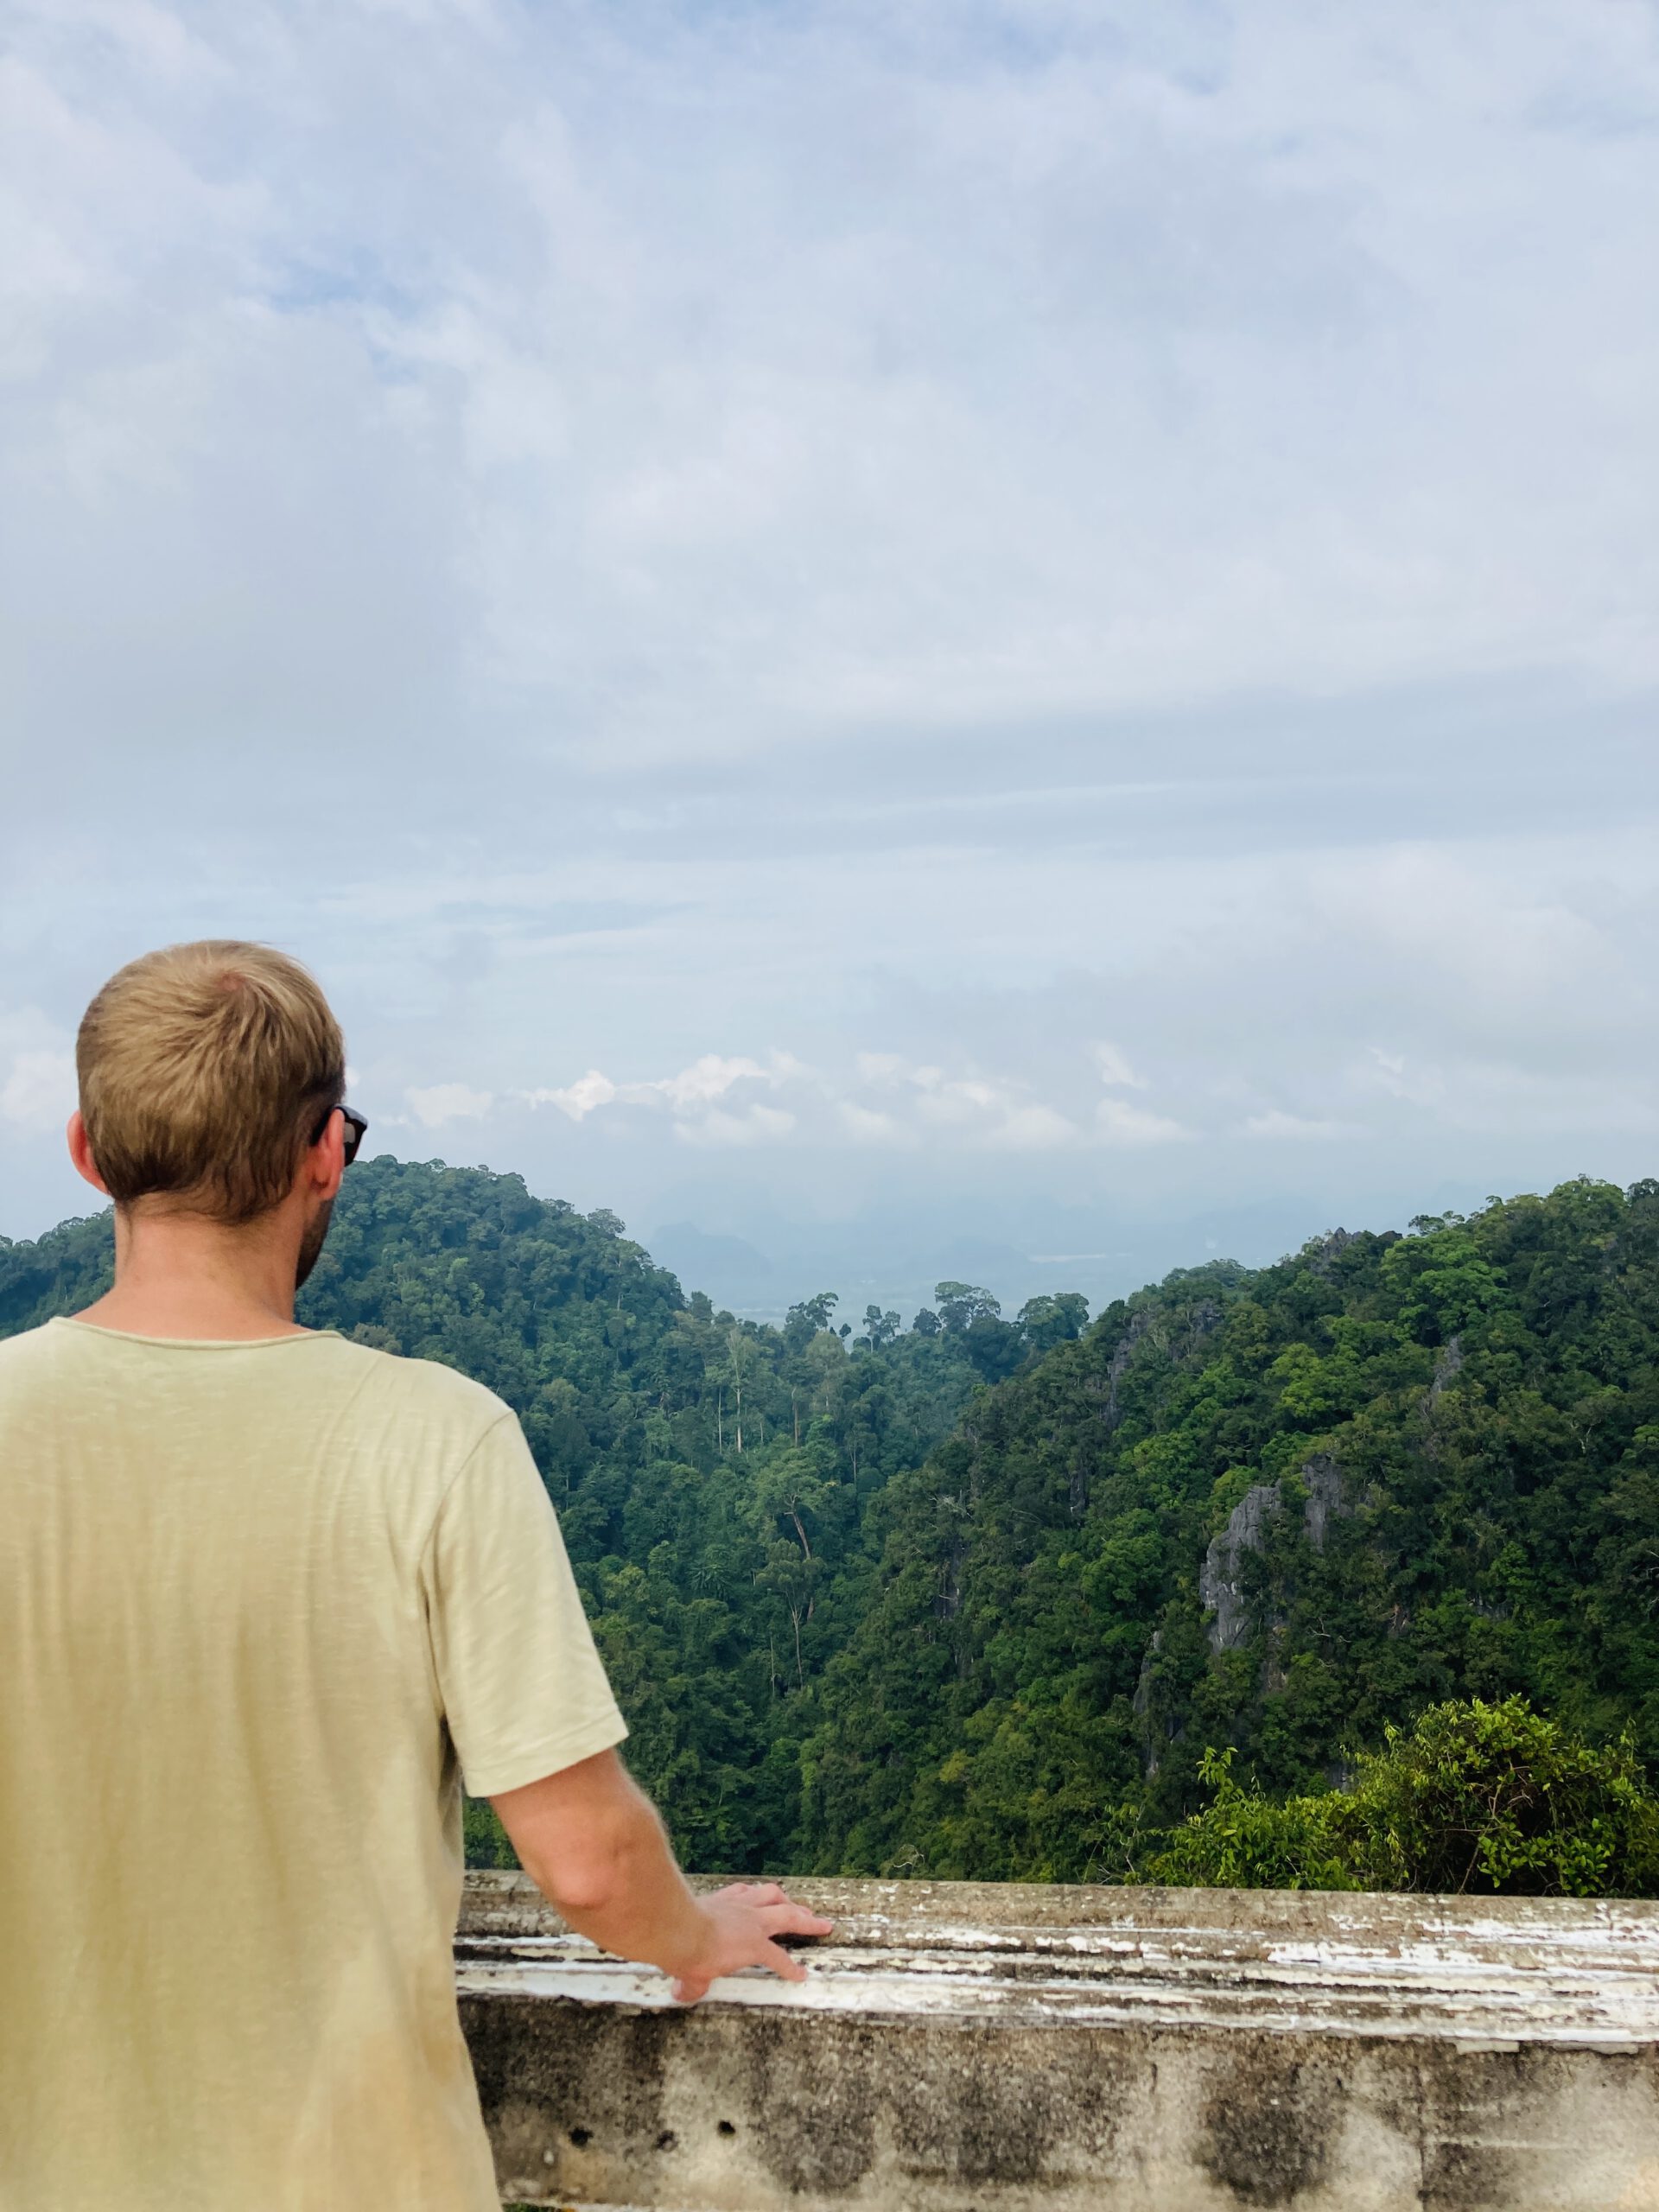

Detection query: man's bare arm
xmin=490 ymin=1750 xmax=832 ymax=2003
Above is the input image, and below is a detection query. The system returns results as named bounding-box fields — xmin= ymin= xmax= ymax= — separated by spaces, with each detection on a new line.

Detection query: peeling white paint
xmin=456 ymin=1907 xmax=1659 ymax=2050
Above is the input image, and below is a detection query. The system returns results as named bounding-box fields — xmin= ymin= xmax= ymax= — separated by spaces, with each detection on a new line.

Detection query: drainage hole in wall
xmin=568 ymin=2127 xmax=592 ymax=2148
xmin=717 ymin=2120 xmax=737 ymax=2138
xmin=656 ymin=2131 xmax=678 ymax=2152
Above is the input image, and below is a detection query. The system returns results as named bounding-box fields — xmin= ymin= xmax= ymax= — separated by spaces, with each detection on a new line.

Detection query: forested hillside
xmin=797 ymin=1176 xmax=1659 ymax=1878
xmin=6 ymin=1163 xmax=1657 ymax=1885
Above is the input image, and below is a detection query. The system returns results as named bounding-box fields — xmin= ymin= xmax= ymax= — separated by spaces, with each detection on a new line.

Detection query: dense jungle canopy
xmin=6 ymin=1159 xmax=1657 ymax=1885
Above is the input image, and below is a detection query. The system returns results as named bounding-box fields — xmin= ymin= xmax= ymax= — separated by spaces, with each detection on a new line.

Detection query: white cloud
xmin=995 ymin=1103 xmax=1078 ymax=1151
xmin=1095 ymin=1096 xmax=1191 ymax=1147
xmin=857 ymin=1054 xmax=1080 ymax=1149
xmin=405 ymin=1083 xmax=494 ymax=1128
xmin=1353 ymin=1050 xmax=1657 ymax=1140
xmin=674 ymin=1103 xmax=796 ymax=1148
xmin=0 ymin=1049 xmax=76 ymax=1134
xmin=1091 ymin=1042 xmax=1148 ymax=1090
xmin=522 ymin=1070 xmax=618 ymax=1120
xmin=1358 ymin=1048 xmax=1446 ymax=1107
xmin=0 ymin=1010 xmax=76 ymax=1136
xmin=838 ymin=1100 xmax=908 ymax=1146
xmin=521 ymin=1051 xmax=789 ymax=1129
xmin=1243 ymin=1110 xmax=1357 ymax=1141
xmin=648 ymin=1053 xmax=772 ymax=1113
xmin=512 ymin=1041 xmax=1091 ymax=1152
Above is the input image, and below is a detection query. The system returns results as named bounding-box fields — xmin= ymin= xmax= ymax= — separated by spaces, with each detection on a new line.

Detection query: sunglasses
xmin=310 ymin=1103 xmax=369 ymax=1166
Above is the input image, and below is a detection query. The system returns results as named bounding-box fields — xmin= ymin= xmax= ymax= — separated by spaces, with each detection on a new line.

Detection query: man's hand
xmin=491 ymin=1751 xmax=833 ymax=2003
xmin=669 ymin=1880 xmax=835 ymax=2004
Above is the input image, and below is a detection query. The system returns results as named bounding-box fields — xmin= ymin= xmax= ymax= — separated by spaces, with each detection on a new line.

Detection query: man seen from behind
xmin=0 ymin=940 xmax=829 ymax=2210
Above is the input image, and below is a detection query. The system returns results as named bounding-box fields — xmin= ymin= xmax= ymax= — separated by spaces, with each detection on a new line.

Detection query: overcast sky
xmin=3 ymin=0 xmax=1656 ymax=1313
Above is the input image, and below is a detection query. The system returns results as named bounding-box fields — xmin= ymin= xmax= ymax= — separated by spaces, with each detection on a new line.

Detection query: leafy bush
xmin=1338 ymin=1694 xmax=1659 ymax=1896
xmin=1153 ymin=1697 xmax=1659 ymax=1897
xmin=1148 ymin=1747 xmax=1356 ymax=1890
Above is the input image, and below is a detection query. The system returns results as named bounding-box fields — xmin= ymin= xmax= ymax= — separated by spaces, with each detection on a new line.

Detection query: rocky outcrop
xmin=1200 ymin=1459 xmax=1352 ymax=1649
xmin=1304 ymin=1227 xmax=1360 ymax=1280
xmin=1199 ymin=1484 xmax=1284 ymax=1652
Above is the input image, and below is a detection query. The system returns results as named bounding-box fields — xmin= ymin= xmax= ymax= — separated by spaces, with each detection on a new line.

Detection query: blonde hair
xmin=77 ymin=941 xmax=346 ymax=1224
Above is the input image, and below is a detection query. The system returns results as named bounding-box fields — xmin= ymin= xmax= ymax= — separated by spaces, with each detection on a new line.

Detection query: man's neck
xmin=75 ymin=1205 xmax=308 ymax=1342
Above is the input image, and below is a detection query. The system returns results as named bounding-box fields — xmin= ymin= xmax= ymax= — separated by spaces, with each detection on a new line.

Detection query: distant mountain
xmin=644 ymin=1221 xmax=779 ymax=1316
xmin=654 ymin=1190 xmax=1442 ymax=1330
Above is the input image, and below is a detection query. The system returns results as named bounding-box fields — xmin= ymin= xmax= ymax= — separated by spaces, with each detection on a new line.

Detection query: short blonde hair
xmin=77 ymin=941 xmax=346 ymax=1224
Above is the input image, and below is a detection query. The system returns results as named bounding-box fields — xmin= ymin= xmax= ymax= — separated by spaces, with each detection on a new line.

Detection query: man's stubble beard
xmin=295 ymin=1198 xmax=334 ymax=1293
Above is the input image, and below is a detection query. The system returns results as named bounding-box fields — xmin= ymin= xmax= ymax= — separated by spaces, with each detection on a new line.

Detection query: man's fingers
xmin=757 ymin=1902 xmax=835 ymax=1939
xmin=759 ymin=1936 xmax=809 ymax=1983
xmin=671 ymin=1974 xmax=709 ymax=2005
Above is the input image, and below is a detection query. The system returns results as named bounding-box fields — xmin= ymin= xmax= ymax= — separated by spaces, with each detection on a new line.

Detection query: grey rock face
xmin=1199 ymin=1484 xmax=1283 ymax=1652
xmin=1304 ymin=1227 xmax=1359 ymax=1280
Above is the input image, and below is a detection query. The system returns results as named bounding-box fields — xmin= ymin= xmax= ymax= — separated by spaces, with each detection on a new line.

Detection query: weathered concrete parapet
xmin=457 ymin=1872 xmax=1659 ymax=2210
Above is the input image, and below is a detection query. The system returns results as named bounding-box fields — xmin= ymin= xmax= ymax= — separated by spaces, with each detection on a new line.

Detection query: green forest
xmin=6 ymin=1159 xmax=1658 ymax=1891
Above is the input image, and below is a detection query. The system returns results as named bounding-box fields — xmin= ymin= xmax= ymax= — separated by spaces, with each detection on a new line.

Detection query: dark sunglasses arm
xmin=311 ymin=1105 xmax=369 ymax=1163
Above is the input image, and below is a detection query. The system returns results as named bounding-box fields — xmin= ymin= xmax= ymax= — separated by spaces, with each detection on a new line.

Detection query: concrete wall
xmin=457 ymin=1873 xmax=1659 ymax=2210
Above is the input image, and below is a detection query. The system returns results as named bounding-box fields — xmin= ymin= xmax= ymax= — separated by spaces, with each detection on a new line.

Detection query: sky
xmin=3 ymin=0 xmax=1656 ymax=1319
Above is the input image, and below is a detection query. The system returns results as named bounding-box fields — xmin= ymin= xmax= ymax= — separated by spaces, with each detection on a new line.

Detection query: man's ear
xmin=306 ymin=1108 xmax=347 ymax=1204
xmin=67 ymin=1111 xmax=111 ymax=1197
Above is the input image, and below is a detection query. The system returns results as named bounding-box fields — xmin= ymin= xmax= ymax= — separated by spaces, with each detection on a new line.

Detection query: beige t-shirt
xmin=0 ymin=1317 xmax=627 ymax=2211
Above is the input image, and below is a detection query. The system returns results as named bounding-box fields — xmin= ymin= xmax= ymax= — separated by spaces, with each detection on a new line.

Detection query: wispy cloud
xmin=674 ymin=1103 xmax=797 ymax=1148
xmin=519 ymin=1051 xmax=798 ymax=1137
xmin=1091 ymin=1042 xmax=1149 ymax=1091
xmin=0 ymin=1013 xmax=76 ymax=1136
xmin=1096 ymin=1096 xmax=1192 ymax=1147
xmin=1 ymin=1052 xmax=75 ymax=1135
xmin=506 ymin=1045 xmax=1181 ymax=1155
xmin=1243 ymin=1109 xmax=1358 ymax=1142
xmin=405 ymin=1083 xmax=495 ymax=1128
xmin=524 ymin=1071 xmax=618 ymax=1121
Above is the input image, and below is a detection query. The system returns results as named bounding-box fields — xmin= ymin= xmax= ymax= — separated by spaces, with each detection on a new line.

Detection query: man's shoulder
xmin=326 ymin=1335 xmax=516 ymax=1440
xmin=0 ymin=1321 xmax=67 ymax=1374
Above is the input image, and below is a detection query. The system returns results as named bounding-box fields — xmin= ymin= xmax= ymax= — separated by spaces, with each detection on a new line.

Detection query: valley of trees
xmin=6 ymin=1160 xmax=1658 ymax=1891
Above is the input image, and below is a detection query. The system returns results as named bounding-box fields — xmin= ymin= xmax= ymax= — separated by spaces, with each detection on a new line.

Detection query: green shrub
xmin=1335 ymin=1694 xmax=1659 ymax=1897
xmin=1151 ymin=1697 xmax=1659 ymax=1897
xmin=1148 ymin=1748 xmax=1357 ymax=1890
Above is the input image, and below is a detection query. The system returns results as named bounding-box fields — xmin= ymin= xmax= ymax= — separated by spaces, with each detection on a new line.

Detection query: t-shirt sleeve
xmin=421 ymin=1413 xmax=628 ymax=1798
